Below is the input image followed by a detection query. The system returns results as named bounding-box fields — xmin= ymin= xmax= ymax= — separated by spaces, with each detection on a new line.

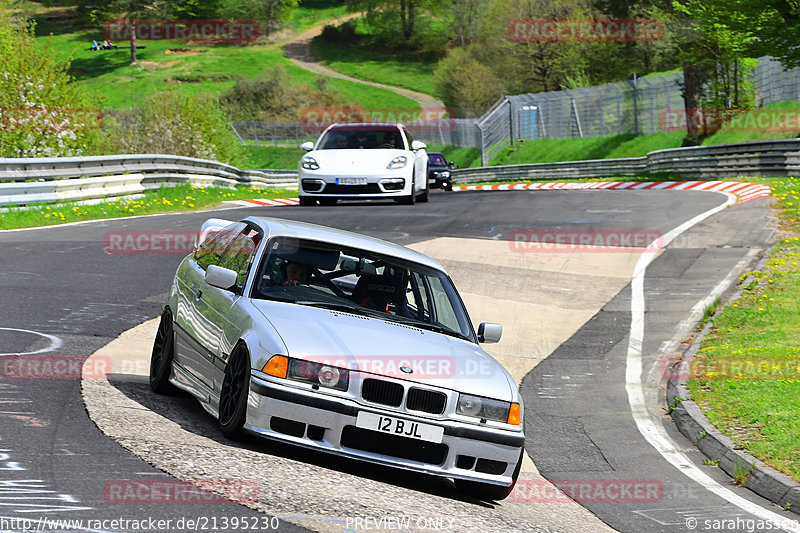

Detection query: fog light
xmin=318 ymin=365 xmax=341 ymax=388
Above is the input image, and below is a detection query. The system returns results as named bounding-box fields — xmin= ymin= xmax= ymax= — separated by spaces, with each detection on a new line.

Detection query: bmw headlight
xmin=287 ymin=358 xmax=349 ymax=391
xmin=301 ymin=156 xmax=320 ymax=170
xmin=387 ymin=156 xmax=408 ymax=169
xmin=435 ymin=171 xmax=451 ymax=178
xmin=456 ymin=394 xmax=521 ymax=425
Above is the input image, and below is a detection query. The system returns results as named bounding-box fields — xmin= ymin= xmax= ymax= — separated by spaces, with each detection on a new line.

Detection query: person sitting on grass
xmin=91 ymin=40 xmax=99 ymax=51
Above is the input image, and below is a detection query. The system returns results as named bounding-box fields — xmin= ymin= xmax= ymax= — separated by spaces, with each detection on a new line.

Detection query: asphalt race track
xmin=0 ymin=188 xmax=797 ymax=533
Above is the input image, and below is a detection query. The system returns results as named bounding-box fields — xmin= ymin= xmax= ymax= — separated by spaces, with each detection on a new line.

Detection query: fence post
xmin=253 ymin=120 xmax=258 ymax=147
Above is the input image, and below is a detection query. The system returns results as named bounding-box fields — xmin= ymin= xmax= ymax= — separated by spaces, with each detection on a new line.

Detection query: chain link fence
xmin=232 ymin=57 xmax=800 ymax=166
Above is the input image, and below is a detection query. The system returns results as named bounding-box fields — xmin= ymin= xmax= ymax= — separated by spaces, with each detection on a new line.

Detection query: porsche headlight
xmin=301 ymin=156 xmax=320 ymax=170
xmin=287 ymin=358 xmax=349 ymax=391
xmin=456 ymin=394 xmax=520 ymax=425
xmin=387 ymin=156 xmax=407 ymax=169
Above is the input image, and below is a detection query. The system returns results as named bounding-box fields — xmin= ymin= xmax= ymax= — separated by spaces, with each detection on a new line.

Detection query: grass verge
xmin=0 ymin=184 xmax=295 ymax=230
xmin=687 ymin=176 xmax=800 ymax=481
xmin=309 ymin=19 xmax=439 ymax=97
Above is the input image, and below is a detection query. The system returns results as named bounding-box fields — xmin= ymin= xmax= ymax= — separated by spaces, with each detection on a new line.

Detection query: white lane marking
xmin=0 ymin=328 xmax=62 ymax=356
xmin=625 ymin=192 xmax=800 ymax=532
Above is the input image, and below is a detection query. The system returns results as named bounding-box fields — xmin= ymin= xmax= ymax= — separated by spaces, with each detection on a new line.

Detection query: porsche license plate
xmin=336 ymin=177 xmax=368 ymax=185
xmin=356 ymin=412 xmax=444 ymax=443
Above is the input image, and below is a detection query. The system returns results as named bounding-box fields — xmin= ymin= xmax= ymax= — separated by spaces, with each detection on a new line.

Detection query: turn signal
xmin=507 ymin=403 xmax=521 ymax=425
xmin=263 ymin=355 xmax=288 ymax=378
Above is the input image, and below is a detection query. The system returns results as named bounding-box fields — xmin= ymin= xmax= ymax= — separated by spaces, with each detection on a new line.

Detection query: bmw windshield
xmin=252 ymin=237 xmax=475 ymax=341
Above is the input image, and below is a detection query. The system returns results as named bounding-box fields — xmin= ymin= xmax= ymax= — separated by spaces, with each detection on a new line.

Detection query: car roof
xmin=327 ymin=122 xmax=403 ymax=131
xmin=244 ymin=216 xmax=446 ymax=272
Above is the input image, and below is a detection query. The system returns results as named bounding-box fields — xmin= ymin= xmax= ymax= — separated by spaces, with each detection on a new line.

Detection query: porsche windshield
xmin=317 ymin=128 xmax=405 ymax=150
xmin=252 ymin=237 xmax=474 ymax=341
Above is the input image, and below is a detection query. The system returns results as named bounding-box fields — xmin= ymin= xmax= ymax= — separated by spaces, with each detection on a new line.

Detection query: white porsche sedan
xmin=297 ymin=123 xmax=430 ymax=206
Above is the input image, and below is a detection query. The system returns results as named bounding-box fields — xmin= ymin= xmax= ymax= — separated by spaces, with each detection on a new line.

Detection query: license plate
xmin=356 ymin=412 xmax=444 ymax=443
xmin=336 ymin=177 xmax=368 ymax=185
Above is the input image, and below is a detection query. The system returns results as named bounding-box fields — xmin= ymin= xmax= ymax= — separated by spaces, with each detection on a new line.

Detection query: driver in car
xmin=285 ymin=261 xmax=311 ymax=285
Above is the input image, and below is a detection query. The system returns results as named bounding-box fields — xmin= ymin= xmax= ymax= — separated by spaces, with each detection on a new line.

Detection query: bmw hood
xmin=305 ymin=149 xmax=411 ymax=176
xmin=252 ymin=300 xmax=515 ymax=401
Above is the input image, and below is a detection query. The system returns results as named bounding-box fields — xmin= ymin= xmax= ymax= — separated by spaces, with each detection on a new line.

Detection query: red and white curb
xmin=225 ymin=197 xmax=300 ymax=207
xmin=226 ymin=181 xmax=771 ymax=208
xmin=455 ymin=181 xmax=771 ymax=205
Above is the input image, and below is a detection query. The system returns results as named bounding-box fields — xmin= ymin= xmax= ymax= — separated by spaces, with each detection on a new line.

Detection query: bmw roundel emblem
xmin=399 ymin=365 xmax=413 ymax=374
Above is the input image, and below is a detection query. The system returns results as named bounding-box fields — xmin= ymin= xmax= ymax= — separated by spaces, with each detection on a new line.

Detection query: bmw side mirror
xmin=411 ymin=140 xmax=426 ymax=151
xmin=300 ymin=141 xmax=314 ymax=152
xmin=448 ymin=161 xmax=458 ymax=169
xmin=478 ymin=322 xmax=502 ymax=343
xmin=205 ymin=265 xmax=239 ymax=291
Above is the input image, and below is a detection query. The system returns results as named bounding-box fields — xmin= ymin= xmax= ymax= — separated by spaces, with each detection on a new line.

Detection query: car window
xmin=252 ymin=237 xmax=475 ymax=341
xmin=218 ymin=227 xmax=261 ymax=287
xmin=318 ymin=129 xmax=404 ymax=150
xmin=194 ymin=222 xmax=246 ymax=271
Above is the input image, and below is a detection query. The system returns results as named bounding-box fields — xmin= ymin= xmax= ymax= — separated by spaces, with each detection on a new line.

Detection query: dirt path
xmin=282 ymin=14 xmax=445 ymax=111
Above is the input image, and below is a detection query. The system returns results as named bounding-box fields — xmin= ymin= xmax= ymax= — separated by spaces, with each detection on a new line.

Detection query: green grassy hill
xmin=31 ymin=3 xmax=418 ymax=112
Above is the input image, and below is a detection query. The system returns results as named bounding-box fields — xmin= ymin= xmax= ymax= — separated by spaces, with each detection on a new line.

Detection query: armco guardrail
xmin=0 ymin=154 xmax=298 ymax=207
xmin=453 ymin=138 xmax=800 ymax=183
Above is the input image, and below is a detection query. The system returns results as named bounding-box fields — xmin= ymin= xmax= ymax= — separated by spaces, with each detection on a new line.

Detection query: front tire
xmin=150 ymin=309 xmax=177 ymax=394
xmin=417 ymin=182 xmax=429 ymax=203
xmin=298 ymin=197 xmax=315 ymax=206
xmin=397 ymin=178 xmax=416 ymax=205
xmin=455 ymin=448 xmax=524 ymax=501
xmin=218 ymin=345 xmax=251 ymax=439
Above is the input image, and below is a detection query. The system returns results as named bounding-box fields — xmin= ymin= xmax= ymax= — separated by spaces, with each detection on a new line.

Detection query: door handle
xmin=195 ymin=290 xmax=203 ymax=300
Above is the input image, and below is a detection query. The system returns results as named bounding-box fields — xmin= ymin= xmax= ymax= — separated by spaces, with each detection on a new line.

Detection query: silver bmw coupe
xmin=150 ymin=216 xmax=525 ymax=500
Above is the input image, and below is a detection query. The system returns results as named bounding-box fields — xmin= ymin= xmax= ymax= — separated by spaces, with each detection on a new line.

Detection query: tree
xmin=348 ymin=0 xmax=438 ymax=42
xmin=223 ymin=0 xmax=299 ymax=39
xmin=728 ymin=0 xmax=800 ymax=70
xmin=671 ymin=0 xmax=756 ymax=143
xmin=77 ymin=0 xmax=170 ymax=64
xmin=448 ymin=0 xmax=490 ymax=48
xmin=0 ymin=4 xmax=99 ymax=157
xmin=434 ymin=47 xmax=505 ymax=116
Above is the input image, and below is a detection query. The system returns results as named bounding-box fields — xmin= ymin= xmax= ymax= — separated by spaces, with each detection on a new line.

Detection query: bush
xmin=320 ymin=21 xmax=357 ymax=42
xmin=0 ymin=5 xmax=100 ymax=157
xmin=221 ymin=65 xmax=356 ymax=121
xmin=434 ymin=48 xmax=505 ymax=118
xmin=105 ymin=89 xmax=246 ymax=166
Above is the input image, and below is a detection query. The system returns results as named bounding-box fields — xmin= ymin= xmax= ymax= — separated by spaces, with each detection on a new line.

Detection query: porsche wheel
xmin=219 ymin=344 xmax=251 ymax=439
xmin=150 ymin=309 xmax=177 ymax=394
